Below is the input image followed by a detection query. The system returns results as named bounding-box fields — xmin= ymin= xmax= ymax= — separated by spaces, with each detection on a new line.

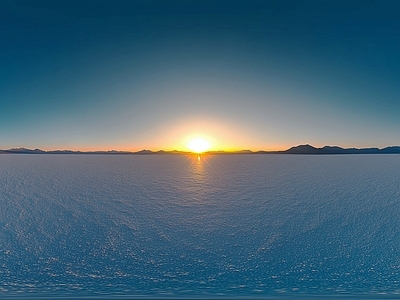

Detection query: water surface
xmin=1 ymin=154 xmax=400 ymax=298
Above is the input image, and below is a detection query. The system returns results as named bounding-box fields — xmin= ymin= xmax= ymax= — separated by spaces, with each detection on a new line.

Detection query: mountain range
xmin=1 ymin=144 xmax=400 ymax=155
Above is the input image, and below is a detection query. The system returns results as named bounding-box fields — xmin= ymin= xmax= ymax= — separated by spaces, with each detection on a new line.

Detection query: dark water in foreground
xmin=1 ymin=154 xmax=400 ymax=299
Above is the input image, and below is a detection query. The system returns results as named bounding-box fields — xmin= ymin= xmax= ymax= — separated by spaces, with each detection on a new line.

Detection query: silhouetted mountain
xmin=237 ymin=150 xmax=253 ymax=153
xmin=284 ymin=144 xmax=320 ymax=154
xmin=283 ymin=145 xmax=399 ymax=154
xmin=1 ymin=145 xmax=400 ymax=155
xmin=171 ymin=150 xmax=190 ymax=154
xmin=47 ymin=150 xmax=81 ymax=154
xmin=321 ymin=146 xmax=348 ymax=154
xmin=134 ymin=150 xmax=154 ymax=155
xmin=3 ymin=148 xmax=46 ymax=154
xmin=207 ymin=150 xmax=227 ymax=154
xmin=381 ymin=146 xmax=400 ymax=153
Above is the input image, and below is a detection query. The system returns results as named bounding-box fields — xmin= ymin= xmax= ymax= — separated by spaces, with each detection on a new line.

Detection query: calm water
xmin=1 ymin=154 xmax=400 ymax=299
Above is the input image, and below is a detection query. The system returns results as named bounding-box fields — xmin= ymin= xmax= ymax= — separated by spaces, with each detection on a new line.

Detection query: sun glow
xmin=187 ymin=137 xmax=211 ymax=153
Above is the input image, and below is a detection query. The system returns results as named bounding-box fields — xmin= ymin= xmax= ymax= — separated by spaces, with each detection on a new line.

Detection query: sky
xmin=1 ymin=0 xmax=400 ymax=151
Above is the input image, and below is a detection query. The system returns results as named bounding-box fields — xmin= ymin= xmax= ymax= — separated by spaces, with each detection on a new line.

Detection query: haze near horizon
xmin=1 ymin=0 xmax=400 ymax=151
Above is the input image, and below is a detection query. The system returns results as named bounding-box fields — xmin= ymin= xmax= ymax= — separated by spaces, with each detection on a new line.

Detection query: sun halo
xmin=187 ymin=137 xmax=211 ymax=154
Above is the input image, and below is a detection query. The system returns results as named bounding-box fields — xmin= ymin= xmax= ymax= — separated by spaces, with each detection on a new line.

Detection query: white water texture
xmin=1 ymin=154 xmax=400 ymax=298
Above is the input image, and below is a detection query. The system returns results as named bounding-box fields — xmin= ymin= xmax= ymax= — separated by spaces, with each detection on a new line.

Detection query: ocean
xmin=1 ymin=154 xmax=400 ymax=299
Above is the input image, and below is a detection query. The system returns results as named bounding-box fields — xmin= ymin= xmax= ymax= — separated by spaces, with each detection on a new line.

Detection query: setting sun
xmin=187 ymin=137 xmax=211 ymax=153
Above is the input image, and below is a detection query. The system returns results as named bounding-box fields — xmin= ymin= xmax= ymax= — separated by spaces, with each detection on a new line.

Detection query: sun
xmin=187 ymin=137 xmax=211 ymax=153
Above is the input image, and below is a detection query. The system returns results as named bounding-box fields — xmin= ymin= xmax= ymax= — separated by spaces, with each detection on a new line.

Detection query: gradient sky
xmin=1 ymin=0 xmax=400 ymax=151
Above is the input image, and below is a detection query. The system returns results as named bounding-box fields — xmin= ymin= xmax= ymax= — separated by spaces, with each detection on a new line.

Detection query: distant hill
xmin=2 ymin=148 xmax=46 ymax=154
xmin=1 ymin=148 xmax=132 ymax=155
xmin=1 ymin=145 xmax=400 ymax=155
xmin=283 ymin=144 xmax=400 ymax=154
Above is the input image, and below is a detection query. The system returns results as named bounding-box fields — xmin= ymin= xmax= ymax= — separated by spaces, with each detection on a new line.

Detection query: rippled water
xmin=1 ymin=154 xmax=400 ymax=299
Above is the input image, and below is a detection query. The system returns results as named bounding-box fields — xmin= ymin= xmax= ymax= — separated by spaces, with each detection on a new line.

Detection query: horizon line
xmin=2 ymin=144 xmax=400 ymax=155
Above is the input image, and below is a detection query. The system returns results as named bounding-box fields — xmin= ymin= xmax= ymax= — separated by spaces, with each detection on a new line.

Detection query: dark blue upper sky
xmin=1 ymin=0 xmax=400 ymax=150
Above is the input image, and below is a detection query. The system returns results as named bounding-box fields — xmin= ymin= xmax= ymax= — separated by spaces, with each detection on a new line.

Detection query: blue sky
xmin=1 ymin=0 xmax=400 ymax=151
